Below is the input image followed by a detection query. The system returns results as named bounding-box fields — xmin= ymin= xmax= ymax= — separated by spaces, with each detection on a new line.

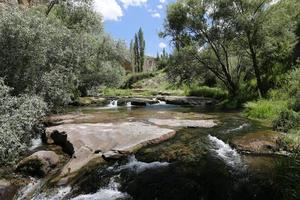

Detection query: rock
xmin=230 ymin=131 xmax=282 ymax=154
xmin=16 ymin=151 xmax=59 ymax=177
xmin=46 ymin=122 xmax=175 ymax=184
xmin=148 ymin=118 xmax=217 ymax=128
xmin=157 ymin=96 xmax=215 ymax=106
xmin=129 ymin=98 xmax=159 ymax=106
xmin=0 ymin=180 xmax=17 ymax=200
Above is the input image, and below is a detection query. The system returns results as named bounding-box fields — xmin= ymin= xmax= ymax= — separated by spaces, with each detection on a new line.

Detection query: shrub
xmin=244 ymin=100 xmax=288 ymax=120
xmin=33 ymin=66 xmax=77 ymax=111
xmin=273 ymin=109 xmax=300 ymax=133
xmin=184 ymin=85 xmax=228 ymax=100
xmin=0 ymin=79 xmax=48 ymax=165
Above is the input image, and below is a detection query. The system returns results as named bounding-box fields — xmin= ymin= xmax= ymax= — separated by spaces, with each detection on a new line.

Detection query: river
xmin=17 ymin=101 xmax=297 ymax=200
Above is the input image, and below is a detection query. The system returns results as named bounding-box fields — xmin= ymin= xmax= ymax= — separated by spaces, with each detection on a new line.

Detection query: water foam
xmin=28 ymin=137 xmax=43 ymax=151
xmin=226 ymin=123 xmax=250 ymax=133
xmin=116 ymin=155 xmax=169 ymax=173
xmin=71 ymin=176 xmax=129 ymax=200
xmin=33 ymin=186 xmax=72 ymax=200
xmin=208 ymin=135 xmax=242 ymax=167
xmin=107 ymin=100 xmax=118 ymax=108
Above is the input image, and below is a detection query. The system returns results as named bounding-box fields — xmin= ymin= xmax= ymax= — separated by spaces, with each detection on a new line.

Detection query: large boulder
xmin=230 ymin=131 xmax=282 ymax=154
xmin=46 ymin=122 xmax=176 ymax=184
xmin=16 ymin=151 xmax=59 ymax=177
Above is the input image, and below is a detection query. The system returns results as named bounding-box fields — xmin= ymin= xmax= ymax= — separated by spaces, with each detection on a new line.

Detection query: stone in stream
xmin=16 ymin=151 xmax=59 ymax=177
xmin=45 ymin=122 xmax=176 ymax=185
xmin=129 ymin=98 xmax=159 ymax=106
xmin=148 ymin=118 xmax=217 ymax=128
xmin=230 ymin=130 xmax=283 ymax=154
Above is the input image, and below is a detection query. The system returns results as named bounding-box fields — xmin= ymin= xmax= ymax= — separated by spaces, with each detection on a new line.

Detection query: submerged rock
xmin=230 ymin=130 xmax=282 ymax=154
xmin=148 ymin=118 xmax=217 ymax=128
xmin=16 ymin=151 xmax=59 ymax=177
xmin=46 ymin=122 xmax=176 ymax=184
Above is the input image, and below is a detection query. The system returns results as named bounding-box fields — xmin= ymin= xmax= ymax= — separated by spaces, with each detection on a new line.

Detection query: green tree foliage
xmin=0 ymin=79 xmax=48 ymax=165
xmin=0 ymin=1 xmax=127 ymax=106
xmin=131 ymin=28 xmax=146 ymax=72
xmin=156 ymin=48 xmax=169 ymax=70
xmin=162 ymin=0 xmax=300 ymax=98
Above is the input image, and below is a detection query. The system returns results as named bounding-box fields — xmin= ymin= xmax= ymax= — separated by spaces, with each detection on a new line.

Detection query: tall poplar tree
xmin=131 ymin=28 xmax=145 ymax=72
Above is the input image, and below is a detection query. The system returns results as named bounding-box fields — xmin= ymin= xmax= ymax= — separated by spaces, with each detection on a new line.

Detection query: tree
xmin=131 ymin=28 xmax=146 ymax=72
xmin=162 ymin=0 xmax=241 ymax=96
xmin=208 ymin=0 xmax=300 ymax=97
xmin=162 ymin=0 xmax=300 ymax=97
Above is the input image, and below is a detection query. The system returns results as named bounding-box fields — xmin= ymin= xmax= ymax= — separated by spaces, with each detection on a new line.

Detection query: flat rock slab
xmin=230 ymin=130 xmax=282 ymax=154
xmin=46 ymin=122 xmax=175 ymax=184
xmin=148 ymin=118 xmax=217 ymax=128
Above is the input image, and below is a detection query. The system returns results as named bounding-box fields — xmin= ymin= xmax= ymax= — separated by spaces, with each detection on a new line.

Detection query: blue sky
xmin=93 ymin=0 xmax=174 ymax=56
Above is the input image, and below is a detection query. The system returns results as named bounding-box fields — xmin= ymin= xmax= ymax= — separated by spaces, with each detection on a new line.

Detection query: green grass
xmin=101 ymin=88 xmax=134 ymax=97
xmin=123 ymin=72 xmax=156 ymax=89
xmin=183 ymin=85 xmax=228 ymax=100
xmin=244 ymin=100 xmax=288 ymax=120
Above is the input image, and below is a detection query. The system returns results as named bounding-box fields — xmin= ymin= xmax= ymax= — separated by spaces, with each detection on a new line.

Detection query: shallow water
xmin=18 ymin=102 xmax=295 ymax=200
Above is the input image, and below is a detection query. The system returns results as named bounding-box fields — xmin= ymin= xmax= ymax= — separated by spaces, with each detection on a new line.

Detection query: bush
xmin=0 ymin=79 xmax=48 ymax=165
xmin=244 ymin=100 xmax=288 ymax=120
xmin=184 ymin=85 xmax=228 ymax=100
xmin=273 ymin=109 xmax=300 ymax=133
xmin=33 ymin=66 xmax=77 ymax=111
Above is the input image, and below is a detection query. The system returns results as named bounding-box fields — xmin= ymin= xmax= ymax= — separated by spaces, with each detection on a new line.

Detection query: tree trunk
xmin=247 ymin=34 xmax=264 ymax=98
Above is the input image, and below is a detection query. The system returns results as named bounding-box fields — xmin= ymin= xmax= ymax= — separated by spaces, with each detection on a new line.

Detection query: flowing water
xmin=16 ymin=102 xmax=297 ymax=200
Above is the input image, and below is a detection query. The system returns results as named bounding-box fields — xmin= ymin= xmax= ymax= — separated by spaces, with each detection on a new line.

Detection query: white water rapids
xmin=17 ymin=156 xmax=169 ymax=200
xmin=208 ymin=135 xmax=242 ymax=168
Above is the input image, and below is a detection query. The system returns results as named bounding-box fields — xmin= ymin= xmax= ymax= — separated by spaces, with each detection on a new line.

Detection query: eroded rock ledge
xmin=45 ymin=122 xmax=176 ymax=184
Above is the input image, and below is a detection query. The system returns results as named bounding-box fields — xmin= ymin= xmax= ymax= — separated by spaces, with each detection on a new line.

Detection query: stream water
xmin=17 ymin=101 xmax=297 ymax=200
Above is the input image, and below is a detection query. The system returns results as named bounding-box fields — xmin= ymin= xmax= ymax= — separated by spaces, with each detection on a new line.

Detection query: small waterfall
xmin=71 ymin=175 xmax=129 ymax=200
xmin=126 ymin=102 xmax=132 ymax=107
xmin=107 ymin=100 xmax=118 ymax=108
xmin=208 ymin=135 xmax=242 ymax=167
xmin=158 ymin=100 xmax=167 ymax=105
xmin=115 ymin=155 xmax=169 ymax=174
xmin=28 ymin=137 xmax=42 ymax=151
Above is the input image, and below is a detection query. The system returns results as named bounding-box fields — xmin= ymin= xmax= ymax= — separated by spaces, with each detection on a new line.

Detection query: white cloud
xmin=120 ymin=0 xmax=148 ymax=8
xmin=94 ymin=0 xmax=123 ymax=21
xmin=159 ymin=0 xmax=166 ymax=3
xmin=157 ymin=4 xmax=163 ymax=9
xmin=159 ymin=42 xmax=167 ymax=49
xmin=151 ymin=12 xmax=161 ymax=18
